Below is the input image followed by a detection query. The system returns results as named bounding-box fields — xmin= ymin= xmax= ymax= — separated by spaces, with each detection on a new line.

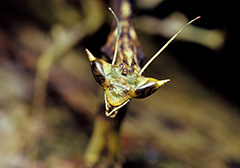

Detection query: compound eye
xmin=133 ymin=78 xmax=170 ymax=98
xmin=90 ymin=60 xmax=106 ymax=86
xmin=134 ymin=82 xmax=159 ymax=98
xmin=86 ymin=49 xmax=108 ymax=86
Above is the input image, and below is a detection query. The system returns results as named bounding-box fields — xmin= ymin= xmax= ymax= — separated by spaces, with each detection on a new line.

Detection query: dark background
xmin=151 ymin=1 xmax=238 ymax=107
xmin=136 ymin=0 xmax=238 ymax=108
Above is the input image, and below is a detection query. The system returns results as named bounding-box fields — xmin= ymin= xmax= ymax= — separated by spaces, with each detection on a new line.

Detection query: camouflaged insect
xmin=86 ymin=0 xmax=199 ymax=118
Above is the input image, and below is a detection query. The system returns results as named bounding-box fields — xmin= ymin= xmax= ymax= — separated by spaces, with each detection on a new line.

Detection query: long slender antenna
xmin=108 ymin=7 xmax=120 ymax=65
xmin=139 ymin=16 xmax=201 ymax=76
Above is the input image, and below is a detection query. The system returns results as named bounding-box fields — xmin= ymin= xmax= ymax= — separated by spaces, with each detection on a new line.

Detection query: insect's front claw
xmin=105 ymin=110 xmax=118 ymax=118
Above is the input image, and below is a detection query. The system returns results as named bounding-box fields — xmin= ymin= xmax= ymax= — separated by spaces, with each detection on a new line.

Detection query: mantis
xmin=86 ymin=0 xmax=200 ymax=118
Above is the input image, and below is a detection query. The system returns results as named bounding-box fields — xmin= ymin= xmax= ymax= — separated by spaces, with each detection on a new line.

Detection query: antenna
xmin=139 ymin=16 xmax=201 ymax=76
xmin=108 ymin=7 xmax=120 ymax=65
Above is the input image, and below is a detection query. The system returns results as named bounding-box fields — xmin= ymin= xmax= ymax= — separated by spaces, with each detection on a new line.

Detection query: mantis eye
xmin=86 ymin=49 xmax=107 ymax=86
xmin=134 ymin=82 xmax=159 ymax=98
xmin=133 ymin=78 xmax=171 ymax=98
xmin=90 ymin=59 xmax=106 ymax=86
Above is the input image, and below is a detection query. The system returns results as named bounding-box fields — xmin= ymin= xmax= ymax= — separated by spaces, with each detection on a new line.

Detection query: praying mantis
xmin=86 ymin=0 xmax=200 ymax=118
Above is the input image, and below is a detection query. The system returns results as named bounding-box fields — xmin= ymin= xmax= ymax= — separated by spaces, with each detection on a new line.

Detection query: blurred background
xmin=0 ymin=0 xmax=239 ymax=168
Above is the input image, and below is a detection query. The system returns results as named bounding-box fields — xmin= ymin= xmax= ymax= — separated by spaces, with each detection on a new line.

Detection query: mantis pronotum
xmin=86 ymin=0 xmax=200 ymax=118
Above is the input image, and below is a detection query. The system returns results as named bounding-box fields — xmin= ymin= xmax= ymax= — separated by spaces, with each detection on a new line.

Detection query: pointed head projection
xmin=86 ymin=7 xmax=200 ymax=118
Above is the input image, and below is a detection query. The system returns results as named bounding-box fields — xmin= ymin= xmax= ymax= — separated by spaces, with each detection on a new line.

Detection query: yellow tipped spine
xmin=86 ymin=49 xmax=96 ymax=62
xmin=157 ymin=79 xmax=171 ymax=87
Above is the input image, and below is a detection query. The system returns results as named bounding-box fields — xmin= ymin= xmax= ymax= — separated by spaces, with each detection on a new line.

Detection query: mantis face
xmin=86 ymin=49 xmax=170 ymax=118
